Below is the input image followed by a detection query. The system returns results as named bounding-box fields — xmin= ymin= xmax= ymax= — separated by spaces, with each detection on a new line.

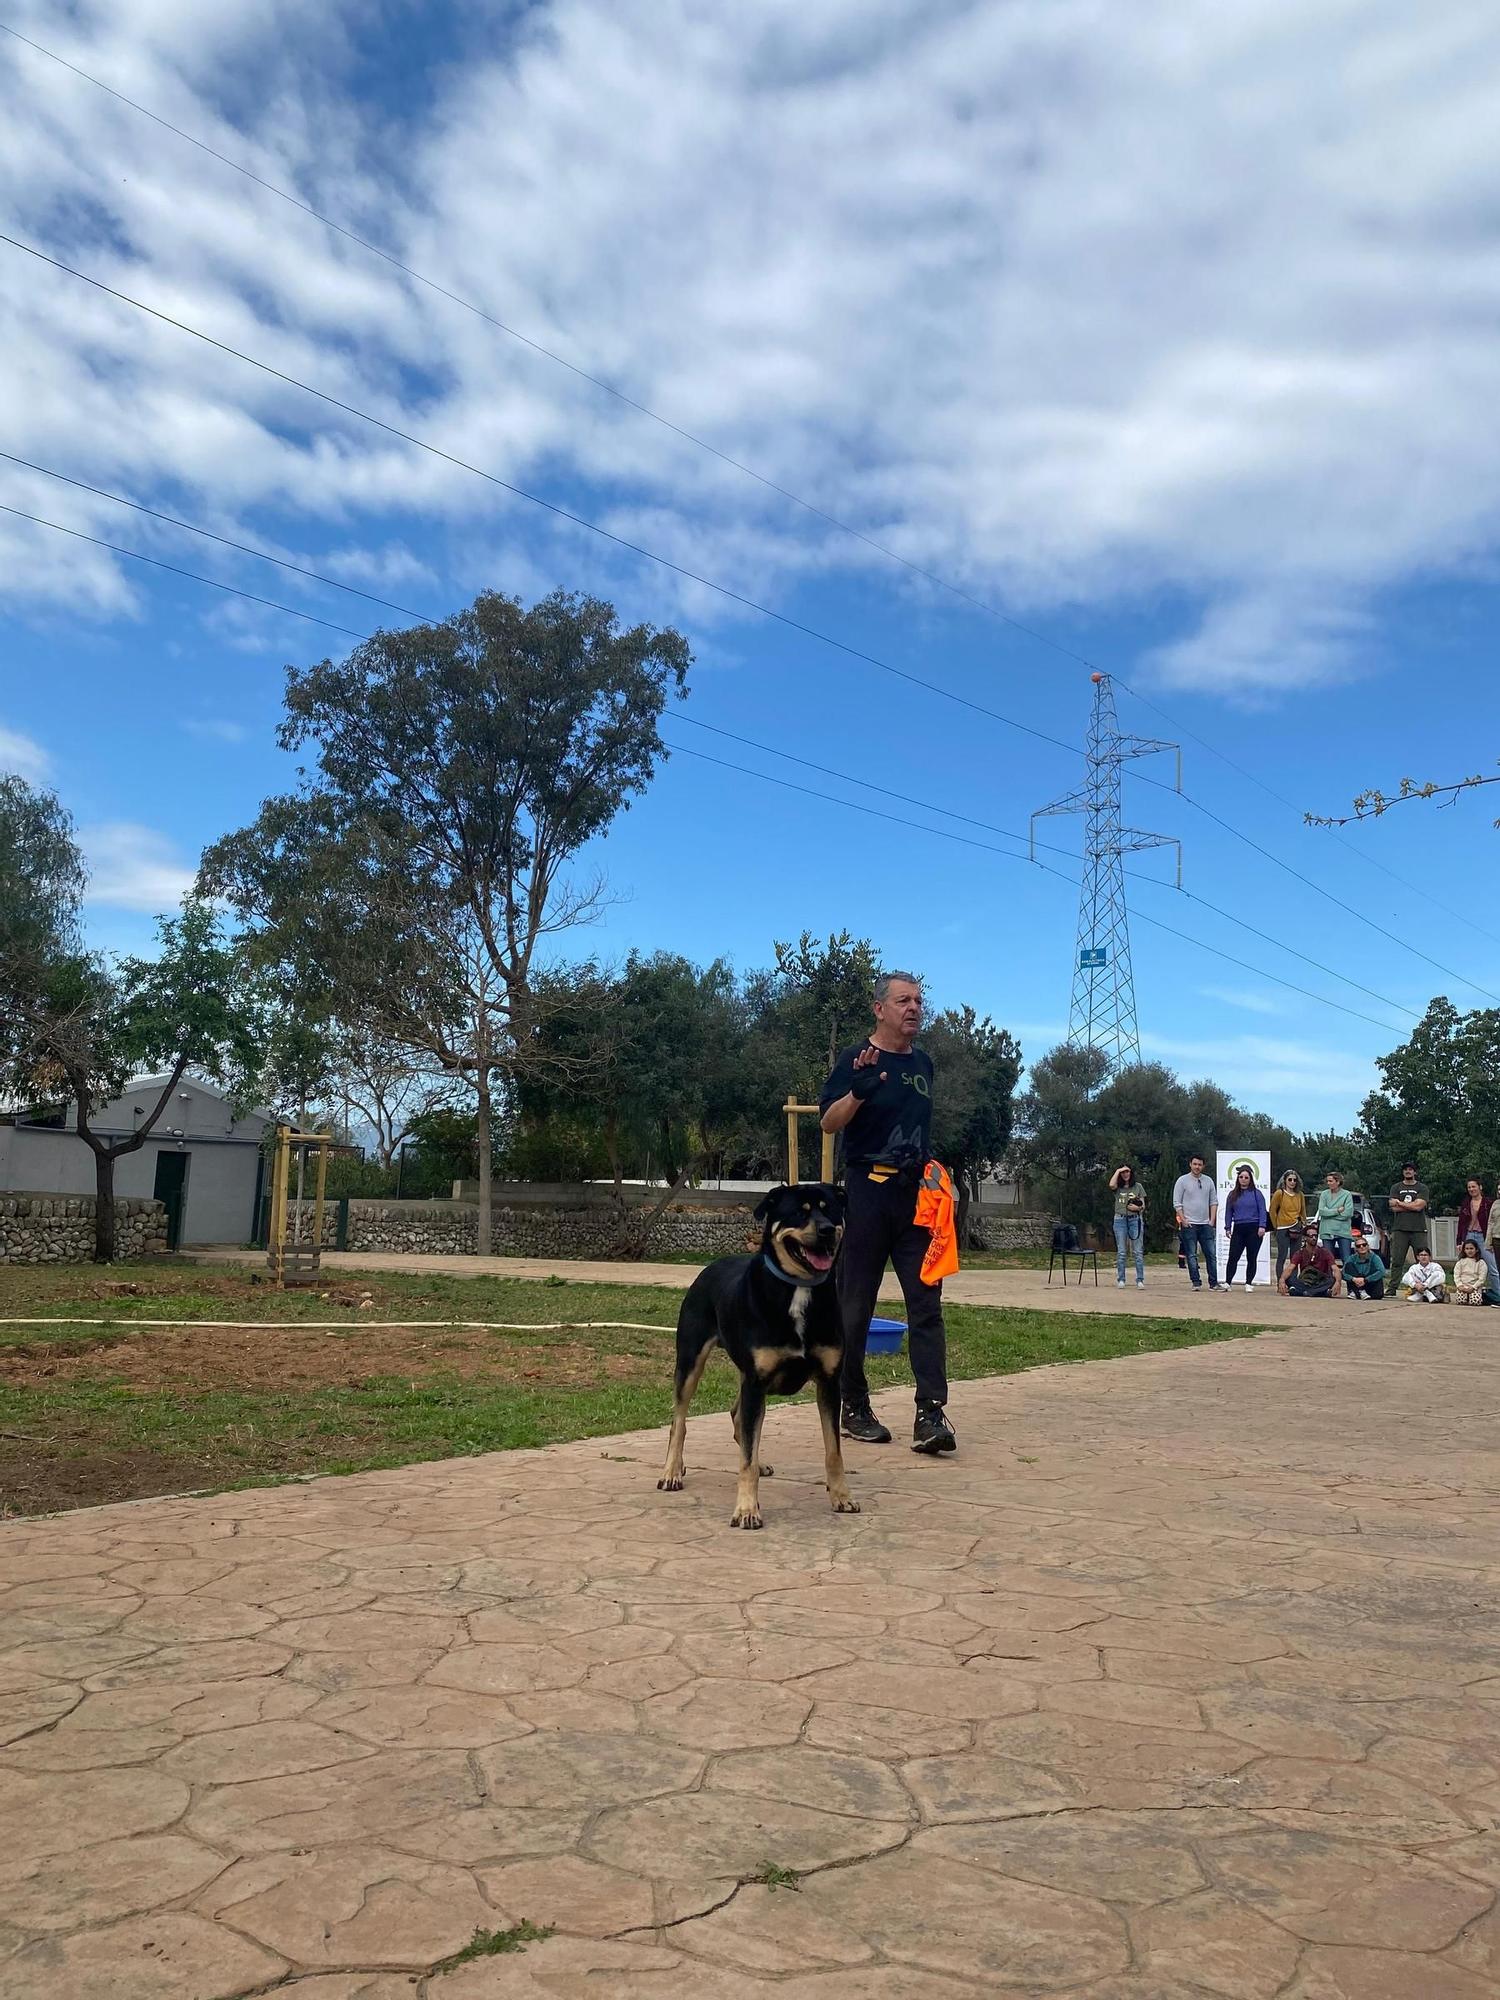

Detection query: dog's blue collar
xmin=760 ymin=1251 xmax=832 ymax=1287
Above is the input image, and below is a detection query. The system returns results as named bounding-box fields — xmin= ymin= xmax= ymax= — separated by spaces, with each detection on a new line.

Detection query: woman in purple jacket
xmin=1224 ymin=1165 xmax=1269 ymax=1292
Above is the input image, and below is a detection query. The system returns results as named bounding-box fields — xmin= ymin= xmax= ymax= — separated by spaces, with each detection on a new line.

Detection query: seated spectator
xmin=1341 ymin=1226 xmax=1386 ymax=1303
xmin=1453 ymin=1234 xmax=1489 ymax=1306
xmin=1400 ymin=1250 xmax=1446 ymax=1303
xmin=1279 ymin=1228 xmax=1339 ymax=1299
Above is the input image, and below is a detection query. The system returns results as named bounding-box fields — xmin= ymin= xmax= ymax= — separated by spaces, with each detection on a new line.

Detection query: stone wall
xmin=282 ymin=1195 xmax=758 ymax=1260
xmin=278 ymin=1192 xmax=1054 ymax=1261
xmin=0 ymin=1193 xmax=169 ymax=1264
xmin=966 ymin=1209 xmax=1054 ymax=1252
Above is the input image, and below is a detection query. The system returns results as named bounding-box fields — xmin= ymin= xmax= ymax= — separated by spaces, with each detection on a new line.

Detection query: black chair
xmin=1047 ymin=1222 xmax=1099 ymax=1286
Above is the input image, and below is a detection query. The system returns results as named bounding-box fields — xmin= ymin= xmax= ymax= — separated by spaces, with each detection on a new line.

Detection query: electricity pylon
xmin=1030 ymin=673 xmax=1181 ymax=1075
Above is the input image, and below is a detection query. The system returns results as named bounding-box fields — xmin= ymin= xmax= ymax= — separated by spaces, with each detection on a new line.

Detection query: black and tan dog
xmin=657 ymin=1182 xmax=858 ymax=1529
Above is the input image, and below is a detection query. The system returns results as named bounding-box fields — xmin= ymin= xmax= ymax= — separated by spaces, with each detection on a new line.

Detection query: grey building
xmin=0 ymin=1076 xmax=272 ymax=1248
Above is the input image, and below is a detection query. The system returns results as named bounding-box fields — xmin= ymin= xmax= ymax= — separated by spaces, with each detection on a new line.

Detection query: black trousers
xmin=837 ymin=1172 xmax=949 ymax=1409
xmin=1225 ymin=1223 xmax=1262 ymax=1285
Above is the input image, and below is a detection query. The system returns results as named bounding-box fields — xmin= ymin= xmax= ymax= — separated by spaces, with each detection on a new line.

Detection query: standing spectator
xmin=1386 ymin=1163 xmax=1431 ymax=1292
xmin=1279 ymin=1226 xmax=1339 ymax=1299
xmin=1399 ymin=1248 xmax=1446 ymax=1303
xmin=1456 ymin=1177 xmax=1492 ymax=1248
xmin=1341 ymin=1225 xmax=1386 ymax=1303
xmin=1316 ymin=1171 xmax=1355 ymax=1269
xmin=1452 ymin=1234 xmax=1489 ymax=1306
xmin=1108 ymin=1164 xmax=1147 ymax=1289
xmin=1268 ymin=1170 xmax=1307 ymax=1283
xmin=1172 ymin=1154 xmax=1220 ymax=1292
xmin=1223 ymin=1166 xmax=1269 ymax=1292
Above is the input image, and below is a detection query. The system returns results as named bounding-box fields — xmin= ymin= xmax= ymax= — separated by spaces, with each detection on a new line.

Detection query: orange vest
xmin=915 ymin=1159 xmax=959 ymax=1284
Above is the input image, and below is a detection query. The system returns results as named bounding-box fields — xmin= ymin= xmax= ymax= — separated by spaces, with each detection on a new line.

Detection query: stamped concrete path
xmin=3 ymin=1319 xmax=1499 ymax=1999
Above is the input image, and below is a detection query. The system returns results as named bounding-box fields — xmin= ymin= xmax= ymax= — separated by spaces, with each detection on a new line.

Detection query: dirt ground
xmin=0 ymin=1260 xmax=679 ymax=1515
xmin=1 ymin=1321 xmax=660 ymax=1392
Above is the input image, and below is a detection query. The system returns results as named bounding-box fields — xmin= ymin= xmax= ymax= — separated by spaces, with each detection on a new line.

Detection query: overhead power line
xmin=3 ymin=231 xmax=1493 ymax=1006
xmin=661 ymin=739 xmax=1411 ymax=1038
xmin=671 ymin=713 xmax=1418 ymax=1025
xmin=0 ymin=485 xmax=1420 ymax=1036
xmin=0 ymin=231 xmax=1082 ymax=767
xmin=5 ymin=12 xmax=1456 ymax=932
xmin=0 ymin=451 xmax=433 ymax=623
xmin=2 ymin=22 xmax=1473 ymax=951
xmin=0 ymin=501 xmax=367 ymax=637
xmin=0 ymin=17 xmax=1092 ymax=641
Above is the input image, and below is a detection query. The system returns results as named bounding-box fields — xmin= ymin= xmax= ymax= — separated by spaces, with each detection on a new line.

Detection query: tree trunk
xmin=955 ymin=1179 xmax=973 ymax=1252
xmin=613 ymin=1161 xmax=696 ymax=1260
xmin=93 ymin=1147 xmax=117 ymax=1264
xmin=475 ymin=1064 xmax=493 ymax=1257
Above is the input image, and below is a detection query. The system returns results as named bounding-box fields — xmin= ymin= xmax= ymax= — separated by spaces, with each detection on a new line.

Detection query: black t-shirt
xmin=819 ymin=1042 xmax=934 ymax=1166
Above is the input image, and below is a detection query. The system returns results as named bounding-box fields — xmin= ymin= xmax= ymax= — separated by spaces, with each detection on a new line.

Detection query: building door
xmin=152 ymin=1151 xmax=189 ymax=1251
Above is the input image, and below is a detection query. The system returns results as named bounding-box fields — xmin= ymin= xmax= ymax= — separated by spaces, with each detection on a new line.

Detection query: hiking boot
xmin=912 ymin=1402 xmax=957 ymax=1455
xmin=842 ymin=1403 xmax=892 ymax=1444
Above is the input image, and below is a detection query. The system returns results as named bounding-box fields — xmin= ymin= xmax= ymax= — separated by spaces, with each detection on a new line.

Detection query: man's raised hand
xmin=850 ymin=1044 xmax=888 ymax=1100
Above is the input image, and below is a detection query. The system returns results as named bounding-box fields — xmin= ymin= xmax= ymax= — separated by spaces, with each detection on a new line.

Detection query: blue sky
xmin=4 ymin=0 xmax=1500 ymax=1133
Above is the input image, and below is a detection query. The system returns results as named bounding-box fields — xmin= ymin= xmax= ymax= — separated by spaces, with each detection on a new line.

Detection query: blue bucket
xmin=866 ymin=1316 xmax=907 ymax=1354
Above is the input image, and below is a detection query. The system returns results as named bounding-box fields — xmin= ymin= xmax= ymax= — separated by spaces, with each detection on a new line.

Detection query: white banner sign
xmin=1217 ymin=1148 xmax=1272 ymax=1287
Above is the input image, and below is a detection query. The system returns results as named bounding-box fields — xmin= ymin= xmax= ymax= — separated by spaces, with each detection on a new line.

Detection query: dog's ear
xmin=753 ymin=1185 xmax=790 ymax=1222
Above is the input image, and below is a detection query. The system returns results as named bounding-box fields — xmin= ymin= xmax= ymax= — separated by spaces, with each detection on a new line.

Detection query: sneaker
xmin=1244 ymin=1283 xmax=1254 ymax=1294
xmin=1117 ymin=1278 xmax=1126 ymax=1288
xmin=912 ymin=1402 xmax=957 ymax=1455
xmin=1135 ymin=1279 xmax=1145 ymax=1288
xmin=841 ymin=1404 xmax=892 ymax=1445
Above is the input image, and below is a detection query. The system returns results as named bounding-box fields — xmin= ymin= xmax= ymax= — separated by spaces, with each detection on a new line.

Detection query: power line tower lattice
xmin=1031 ymin=673 xmax=1181 ymax=1075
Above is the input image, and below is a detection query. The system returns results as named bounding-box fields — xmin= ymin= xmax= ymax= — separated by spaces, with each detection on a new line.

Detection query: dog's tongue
xmin=803 ymin=1248 xmax=833 ymax=1271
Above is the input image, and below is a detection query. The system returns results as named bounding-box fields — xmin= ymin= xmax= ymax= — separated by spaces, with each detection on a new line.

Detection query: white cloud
xmin=1141 ymin=1028 xmax=1375 ymax=1109
xmin=0 ymin=723 xmax=51 ymax=781
xmin=180 ymin=717 xmax=250 ymax=744
xmin=2 ymin=1 xmax=1499 ymax=689
xmin=1198 ymin=986 xmax=1284 ymax=1016
xmin=80 ymin=822 xmax=196 ymax=914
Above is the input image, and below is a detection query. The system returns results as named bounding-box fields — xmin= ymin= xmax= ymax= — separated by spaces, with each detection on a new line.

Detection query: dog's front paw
xmin=759 ymin=1462 xmax=774 ymax=1477
xmin=657 ymin=1474 xmax=685 ymax=1492
xmin=729 ymin=1506 xmax=763 ymax=1530
xmin=830 ymin=1495 xmax=861 ymax=1514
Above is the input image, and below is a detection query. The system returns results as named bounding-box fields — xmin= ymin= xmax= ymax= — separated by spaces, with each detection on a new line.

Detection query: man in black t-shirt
xmin=819 ymin=971 xmax=954 ymax=1456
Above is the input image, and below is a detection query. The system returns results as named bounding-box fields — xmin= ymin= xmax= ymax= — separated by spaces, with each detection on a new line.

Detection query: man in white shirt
xmin=1171 ymin=1155 xmax=1220 ymax=1292
xmin=1400 ymin=1252 xmax=1446 ymax=1303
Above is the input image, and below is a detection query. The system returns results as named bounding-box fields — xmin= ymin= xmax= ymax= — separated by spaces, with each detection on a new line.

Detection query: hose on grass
xmin=0 ymin=1317 xmax=675 ymax=1333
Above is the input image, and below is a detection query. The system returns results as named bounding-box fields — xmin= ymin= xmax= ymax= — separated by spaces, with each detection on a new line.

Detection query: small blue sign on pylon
xmin=1079 ymin=947 xmax=1108 ymax=968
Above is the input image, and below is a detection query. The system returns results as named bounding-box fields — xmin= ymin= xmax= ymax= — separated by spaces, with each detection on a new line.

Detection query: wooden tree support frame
xmin=784 ymin=1098 xmax=836 ymax=1187
xmin=266 ymin=1123 xmax=333 ymax=1287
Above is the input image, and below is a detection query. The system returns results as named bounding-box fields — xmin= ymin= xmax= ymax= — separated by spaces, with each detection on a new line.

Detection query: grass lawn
xmin=0 ymin=1259 xmax=1268 ymax=1517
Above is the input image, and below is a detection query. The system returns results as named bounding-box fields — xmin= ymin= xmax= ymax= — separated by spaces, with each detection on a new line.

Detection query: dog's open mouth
xmin=784 ymin=1238 xmax=835 ymax=1273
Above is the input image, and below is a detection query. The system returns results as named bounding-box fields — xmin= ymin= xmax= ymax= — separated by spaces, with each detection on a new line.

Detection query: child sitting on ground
xmin=1400 ymin=1249 xmax=1447 ymax=1303
xmin=1453 ymin=1234 xmax=1489 ymax=1306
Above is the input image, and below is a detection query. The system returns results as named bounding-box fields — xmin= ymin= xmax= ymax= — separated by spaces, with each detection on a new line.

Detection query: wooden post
xmin=312 ymin=1135 xmax=330 ymax=1257
xmin=783 ymin=1099 xmax=836 ymax=1185
xmin=268 ymin=1123 xmax=290 ymax=1281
